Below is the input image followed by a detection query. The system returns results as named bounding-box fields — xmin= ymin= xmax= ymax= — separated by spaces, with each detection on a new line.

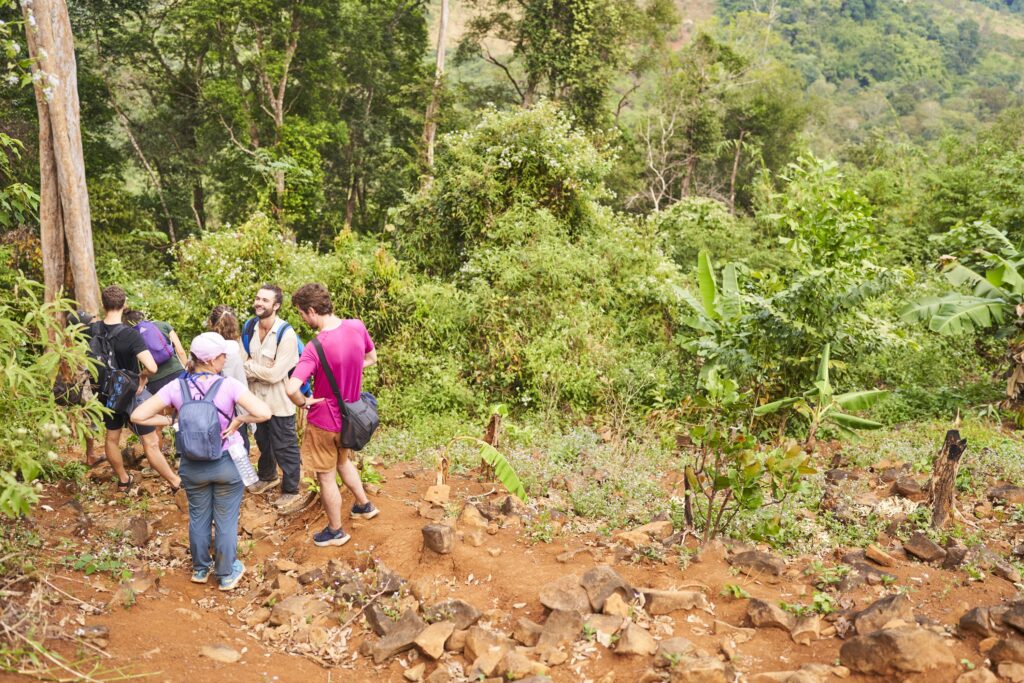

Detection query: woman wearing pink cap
xmin=132 ymin=332 xmax=271 ymax=590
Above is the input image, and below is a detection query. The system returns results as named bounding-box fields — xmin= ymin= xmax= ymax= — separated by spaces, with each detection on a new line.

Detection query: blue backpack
xmin=241 ymin=318 xmax=312 ymax=397
xmin=175 ymin=376 xmax=230 ymax=461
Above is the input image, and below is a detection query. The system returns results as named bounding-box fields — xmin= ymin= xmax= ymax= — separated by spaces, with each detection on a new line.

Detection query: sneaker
xmin=350 ymin=501 xmax=379 ymax=520
xmin=274 ymin=491 xmax=315 ymax=514
xmin=248 ymin=477 xmax=281 ymax=495
xmin=313 ymin=525 xmax=351 ymax=547
xmin=218 ymin=560 xmax=245 ymax=591
xmin=191 ymin=567 xmax=211 ymax=584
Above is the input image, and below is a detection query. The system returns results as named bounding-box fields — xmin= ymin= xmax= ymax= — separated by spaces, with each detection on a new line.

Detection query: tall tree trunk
xmin=421 ymin=0 xmax=449 ymax=177
xmin=728 ymin=130 xmax=746 ymax=215
xmin=26 ymin=19 xmax=66 ymax=305
xmin=23 ymin=0 xmax=101 ymax=314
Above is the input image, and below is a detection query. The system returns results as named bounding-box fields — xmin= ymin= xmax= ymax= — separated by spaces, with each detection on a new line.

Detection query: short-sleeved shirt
xmin=292 ymin=320 xmax=374 ymax=433
xmin=149 ymin=321 xmax=184 ymax=382
xmin=92 ymin=322 xmax=148 ymax=373
xmin=155 ymin=373 xmax=247 ymax=450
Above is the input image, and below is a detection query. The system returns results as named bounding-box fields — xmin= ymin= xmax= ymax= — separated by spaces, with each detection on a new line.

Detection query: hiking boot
xmin=274 ymin=491 xmax=315 ymax=514
xmin=191 ymin=567 xmax=211 ymax=584
xmin=313 ymin=525 xmax=351 ymax=547
xmin=351 ymin=501 xmax=379 ymax=520
xmin=248 ymin=477 xmax=280 ymax=495
xmin=218 ymin=560 xmax=245 ymax=591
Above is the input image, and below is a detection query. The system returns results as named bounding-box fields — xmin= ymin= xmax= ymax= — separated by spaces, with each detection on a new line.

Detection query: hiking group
xmin=75 ymin=282 xmax=380 ymax=591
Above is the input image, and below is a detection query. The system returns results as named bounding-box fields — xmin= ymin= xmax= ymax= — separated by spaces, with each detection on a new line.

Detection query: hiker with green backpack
xmin=241 ymin=284 xmax=311 ymax=513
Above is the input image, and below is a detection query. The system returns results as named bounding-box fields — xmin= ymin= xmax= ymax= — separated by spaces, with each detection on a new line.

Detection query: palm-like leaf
xmin=753 ymin=396 xmax=801 ymax=416
xmin=697 ymin=251 xmax=720 ymax=321
xmin=831 ymin=412 xmax=884 ymax=430
xmin=834 ymin=389 xmax=889 ymax=410
xmin=927 ymin=295 xmax=1009 ymax=335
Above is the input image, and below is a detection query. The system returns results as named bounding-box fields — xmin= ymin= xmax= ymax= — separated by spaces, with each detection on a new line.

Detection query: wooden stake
xmin=931 ymin=429 xmax=968 ymax=529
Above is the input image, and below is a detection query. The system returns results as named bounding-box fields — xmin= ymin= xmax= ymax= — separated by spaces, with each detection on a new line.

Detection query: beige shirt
xmin=242 ymin=317 xmax=299 ymax=417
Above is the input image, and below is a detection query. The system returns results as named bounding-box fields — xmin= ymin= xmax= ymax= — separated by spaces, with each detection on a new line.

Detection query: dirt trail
xmin=3 ymin=455 xmax=1018 ymax=682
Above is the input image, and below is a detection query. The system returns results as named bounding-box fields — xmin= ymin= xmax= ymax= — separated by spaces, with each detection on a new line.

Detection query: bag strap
xmin=241 ymin=317 xmax=258 ymax=355
xmin=185 ymin=374 xmax=233 ymax=422
xmin=276 ymin=322 xmax=292 ymax=345
xmin=311 ymin=338 xmax=349 ymax=420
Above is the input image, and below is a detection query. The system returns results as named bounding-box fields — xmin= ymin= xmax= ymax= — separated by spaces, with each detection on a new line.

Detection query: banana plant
xmin=681 ymin=250 xmax=748 ymax=379
xmin=682 ymin=250 xmax=743 ymax=331
xmin=900 ymin=256 xmax=1023 ymax=335
xmin=752 ymin=344 xmax=888 ymax=450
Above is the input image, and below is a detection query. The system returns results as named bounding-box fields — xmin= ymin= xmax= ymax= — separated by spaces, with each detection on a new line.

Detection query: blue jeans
xmin=180 ymin=454 xmax=244 ymax=578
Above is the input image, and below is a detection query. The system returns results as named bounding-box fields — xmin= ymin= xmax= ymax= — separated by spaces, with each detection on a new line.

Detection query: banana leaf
xmin=478 ymin=442 xmax=528 ymax=501
xmin=753 ymin=396 xmax=801 ymax=416
xmin=830 ymin=412 xmax=883 ymax=430
xmin=834 ymin=389 xmax=889 ymax=410
xmin=697 ymin=250 xmax=720 ymax=321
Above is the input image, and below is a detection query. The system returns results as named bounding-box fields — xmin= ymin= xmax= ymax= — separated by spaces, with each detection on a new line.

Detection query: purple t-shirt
xmin=292 ymin=320 xmax=374 ymax=433
xmin=155 ymin=374 xmax=247 ymax=450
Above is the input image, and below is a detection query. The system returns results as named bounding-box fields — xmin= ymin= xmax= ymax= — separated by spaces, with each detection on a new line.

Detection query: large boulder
xmin=840 ymin=627 xmax=955 ymax=675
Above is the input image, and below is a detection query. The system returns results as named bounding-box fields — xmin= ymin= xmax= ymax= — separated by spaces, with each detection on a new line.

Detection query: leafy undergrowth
xmin=372 ymin=413 xmax=1024 ymax=558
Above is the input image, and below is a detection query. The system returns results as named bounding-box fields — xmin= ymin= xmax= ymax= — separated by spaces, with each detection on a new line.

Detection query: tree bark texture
xmin=422 ymin=0 xmax=448 ymax=174
xmin=931 ymin=429 xmax=967 ymax=529
xmin=22 ymin=0 xmax=101 ymax=313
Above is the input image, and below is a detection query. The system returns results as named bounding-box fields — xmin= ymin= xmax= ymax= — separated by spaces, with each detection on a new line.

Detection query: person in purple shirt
xmin=285 ymin=283 xmax=379 ymax=547
xmin=132 ymin=333 xmax=271 ymax=589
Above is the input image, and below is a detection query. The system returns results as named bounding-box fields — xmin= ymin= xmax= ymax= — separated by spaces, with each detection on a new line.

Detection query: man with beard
xmin=241 ymin=284 xmax=308 ymax=511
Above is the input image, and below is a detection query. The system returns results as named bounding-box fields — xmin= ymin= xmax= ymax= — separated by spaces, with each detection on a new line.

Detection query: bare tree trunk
xmin=24 ymin=8 xmax=65 ymax=305
xmin=24 ymin=0 xmax=101 ymax=314
xmin=728 ymin=130 xmax=746 ymax=214
xmin=421 ymin=0 xmax=449 ymax=178
xmin=931 ymin=429 xmax=968 ymax=528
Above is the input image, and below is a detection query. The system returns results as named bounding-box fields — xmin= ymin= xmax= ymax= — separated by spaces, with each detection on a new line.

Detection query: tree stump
xmin=931 ymin=429 xmax=968 ymax=528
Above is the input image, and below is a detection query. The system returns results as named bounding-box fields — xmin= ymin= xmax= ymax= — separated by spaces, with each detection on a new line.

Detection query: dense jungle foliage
xmin=2 ymin=0 xmax=1024 ymax=530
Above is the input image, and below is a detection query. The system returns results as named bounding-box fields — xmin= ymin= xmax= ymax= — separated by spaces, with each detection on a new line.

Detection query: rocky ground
xmin=4 ymin=445 xmax=1024 ymax=682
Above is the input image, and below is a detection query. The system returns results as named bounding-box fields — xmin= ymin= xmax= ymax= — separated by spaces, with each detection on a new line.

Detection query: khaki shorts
xmin=302 ymin=424 xmax=353 ymax=473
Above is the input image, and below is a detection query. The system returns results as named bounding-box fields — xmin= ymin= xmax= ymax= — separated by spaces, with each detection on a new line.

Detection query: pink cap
xmin=190 ymin=332 xmax=235 ymax=362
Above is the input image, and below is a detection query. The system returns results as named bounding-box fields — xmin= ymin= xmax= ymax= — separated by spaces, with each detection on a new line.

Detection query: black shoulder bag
xmin=311 ymin=338 xmax=379 ymax=451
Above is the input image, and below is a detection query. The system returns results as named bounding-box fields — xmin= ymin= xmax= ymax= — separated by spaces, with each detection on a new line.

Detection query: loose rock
xmin=615 ymin=622 xmax=658 ymax=656
xmin=422 ymin=524 xmax=454 ymax=555
xmin=371 ymin=610 xmax=427 ymax=664
xmin=654 ymin=637 xmax=698 ymax=667
xmin=854 ymin=593 xmax=915 ymax=635
xmin=641 ymin=588 xmax=710 ymax=615
xmin=730 ymin=550 xmax=785 ymax=583
xmin=748 ymin=599 xmax=796 ymax=631
xmin=538 ymin=608 xmax=584 ymax=647
xmin=539 ymin=575 xmax=591 ymax=613
xmin=580 ymin=565 xmax=633 ymax=612
xmin=200 ymin=644 xmax=241 ymax=664
xmin=415 ymin=621 xmax=456 ymax=660
xmin=903 ymin=532 xmax=947 ymax=563
xmin=423 ymin=599 xmax=482 ymax=631
xmin=840 ymin=626 xmax=956 ymax=675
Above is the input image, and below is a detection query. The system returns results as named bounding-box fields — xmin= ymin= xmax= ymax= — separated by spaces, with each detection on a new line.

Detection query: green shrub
xmin=0 ymin=278 xmax=104 ymax=517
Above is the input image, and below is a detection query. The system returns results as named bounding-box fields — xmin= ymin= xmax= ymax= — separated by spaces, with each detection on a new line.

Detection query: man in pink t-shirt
xmin=286 ymin=283 xmax=379 ymax=547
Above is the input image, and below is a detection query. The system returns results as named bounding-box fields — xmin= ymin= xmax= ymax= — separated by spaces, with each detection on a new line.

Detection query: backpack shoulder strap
xmin=178 ymin=377 xmax=193 ymax=405
xmin=311 ymin=337 xmax=348 ymax=419
xmin=276 ymin=321 xmax=294 ymax=345
xmin=241 ymin=317 xmax=258 ymax=355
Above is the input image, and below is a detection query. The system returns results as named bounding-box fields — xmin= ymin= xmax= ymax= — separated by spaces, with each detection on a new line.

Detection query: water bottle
xmin=228 ymin=441 xmax=259 ymax=486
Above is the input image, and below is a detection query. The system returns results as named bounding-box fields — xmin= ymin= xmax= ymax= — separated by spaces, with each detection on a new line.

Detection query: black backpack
xmin=88 ymin=322 xmax=139 ymax=414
